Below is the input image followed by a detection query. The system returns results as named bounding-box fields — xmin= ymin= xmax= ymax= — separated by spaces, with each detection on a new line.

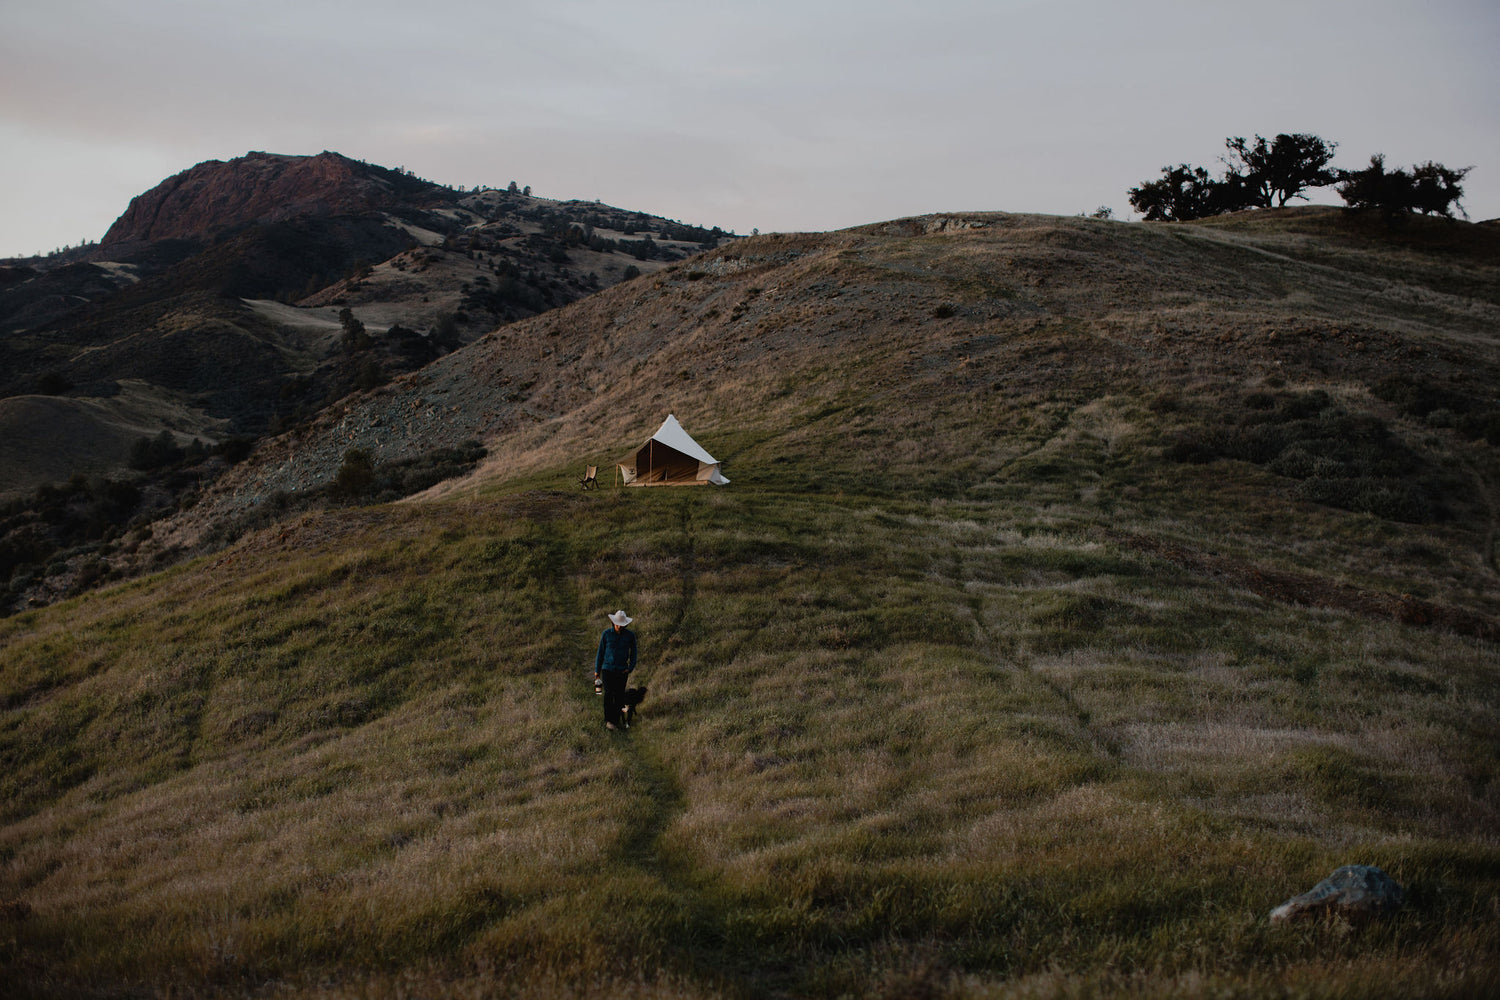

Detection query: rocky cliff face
xmin=101 ymin=151 xmax=412 ymax=245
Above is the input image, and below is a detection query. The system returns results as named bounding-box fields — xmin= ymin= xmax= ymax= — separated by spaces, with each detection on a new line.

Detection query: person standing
xmin=595 ymin=610 xmax=637 ymax=730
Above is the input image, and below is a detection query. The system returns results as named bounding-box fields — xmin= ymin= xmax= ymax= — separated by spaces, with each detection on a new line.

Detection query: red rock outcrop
xmin=101 ymin=151 xmax=403 ymax=245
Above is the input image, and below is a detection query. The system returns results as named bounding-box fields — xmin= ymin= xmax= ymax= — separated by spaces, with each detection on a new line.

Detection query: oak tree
xmin=1336 ymin=154 xmax=1470 ymax=219
xmin=1223 ymin=133 xmax=1340 ymax=208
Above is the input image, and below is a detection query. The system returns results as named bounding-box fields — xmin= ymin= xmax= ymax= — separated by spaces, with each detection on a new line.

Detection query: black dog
xmin=620 ymin=686 xmax=648 ymax=726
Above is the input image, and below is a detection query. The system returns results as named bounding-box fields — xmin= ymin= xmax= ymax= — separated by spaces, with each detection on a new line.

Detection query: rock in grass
xmin=1270 ymin=864 xmax=1404 ymax=923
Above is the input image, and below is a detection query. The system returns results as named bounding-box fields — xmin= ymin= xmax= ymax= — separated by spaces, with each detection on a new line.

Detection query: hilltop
xmin=1 ymin=206 xmax=1498 ymax=998
xmin=160 ymin=208 xmax=1500 ymax=609
xmin=100 ymin=151 xmax=432 ymax=246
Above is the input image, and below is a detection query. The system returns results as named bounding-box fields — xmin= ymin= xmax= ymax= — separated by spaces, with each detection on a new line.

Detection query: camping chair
xmin=579 ymin=465 xmax=598 ymax=490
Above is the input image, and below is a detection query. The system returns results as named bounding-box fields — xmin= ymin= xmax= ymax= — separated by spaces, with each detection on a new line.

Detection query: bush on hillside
xmin=332 ymin=449 xmax=376 ymax=499
xmin=35 ymin=371 xmax=73 ymax=395
xmin=1293 ymin=476 xmax=1434 ymax=523
xmin=128 ymin=430 xmax=185 ymax=471
xmin=355 ymin=359 xmax=387 ymax=391
xmin=0 ymin=467 xmax=197 ymax=613
xmin=1165 ymin=390 xmax=1451 ymax=522
xmin=215 ymin=436 xmax=256 ymax=465
xmin=328 ymin=442 xmax=489 ymax=504
xmin=203 ymin=442 xmax=490 ymax=555
xmin=368 ymin=441 xmax=488 ymax=501
xmin=1373 ymin=374 xmax=1500 ymax=445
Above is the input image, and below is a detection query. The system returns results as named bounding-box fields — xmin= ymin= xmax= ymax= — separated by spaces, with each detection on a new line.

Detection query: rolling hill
xmin=1 ymin=206 xmax=1498 ymax=998
xmin=0 ymin=154 xmax=735 ymax=487
xmin=0 ymin=151 xmax=738 ymax=611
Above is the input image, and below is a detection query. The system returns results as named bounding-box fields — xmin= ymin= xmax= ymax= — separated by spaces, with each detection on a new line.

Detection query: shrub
xmin=35 ymin=371 xmax=72 ymax=395
xmin=215 ymin=437 xmax=256 ymax=465
xmin=128 ymin=430 xmax=184 ymax=472
xmin=1165 ymin=391 xmax=1448 ymax=521
xmin=333 ymin=449 xmax=376 ymax=499
xmin=1294 ymin=477 xmax=1434 ymax=523
xmin=373 ymin=442 xmax=488 ymax=499
xmin=1457 ymin=411 xmax=1500 ymax=446
xmin=355 ymin=359 xmax=387 ymax=391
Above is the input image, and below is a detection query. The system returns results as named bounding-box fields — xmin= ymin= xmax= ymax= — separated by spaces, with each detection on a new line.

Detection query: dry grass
xmin=4 ymin=478 xmax=1499 ymax=997
xmin=5 ymin=209 xmax=1500 ymax=997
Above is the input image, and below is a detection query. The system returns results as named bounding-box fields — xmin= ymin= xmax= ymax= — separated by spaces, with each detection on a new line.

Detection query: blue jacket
xmin=595 ymin=626 xmax=637 ymax=673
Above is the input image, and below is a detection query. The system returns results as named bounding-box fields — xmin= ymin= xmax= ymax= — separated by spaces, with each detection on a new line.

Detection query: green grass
xmin=4 ymin=209 xmax=1500 ymax=997
xmin=2 ymin=462 xmax=1498 ymax=997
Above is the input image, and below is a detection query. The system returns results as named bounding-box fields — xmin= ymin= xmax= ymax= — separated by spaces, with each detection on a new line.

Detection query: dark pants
xmin=602 ymin=669 xmax=629 ymax=725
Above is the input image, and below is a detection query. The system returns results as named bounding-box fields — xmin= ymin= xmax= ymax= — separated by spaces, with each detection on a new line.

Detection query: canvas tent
xmin=617 ymin=415 xmax=730 ymax=486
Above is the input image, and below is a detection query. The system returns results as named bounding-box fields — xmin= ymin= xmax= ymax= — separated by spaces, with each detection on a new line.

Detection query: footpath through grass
xmin=2 ymin=472 xmax=1498 ymax=998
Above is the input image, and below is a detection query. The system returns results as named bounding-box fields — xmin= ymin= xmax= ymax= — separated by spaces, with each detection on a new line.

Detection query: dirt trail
xmin=541 ymin=508 xmax=697 ymax=889
xmin=607 ymin=497 xmax=696 ymax=877
xmin=583 ymin=497 xmax=802 ymax=997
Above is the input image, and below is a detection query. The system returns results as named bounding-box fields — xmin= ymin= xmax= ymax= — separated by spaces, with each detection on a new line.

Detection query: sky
xmin=2 ymin=0 xmax=1497 ymax=258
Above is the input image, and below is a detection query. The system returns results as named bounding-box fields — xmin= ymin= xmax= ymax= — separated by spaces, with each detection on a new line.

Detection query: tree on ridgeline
xmin=1128 ymin=132 xmax=1344 ymax=220
xmin=1223 ymin=133 xmax=1340 ymax=208
xmin=1336 ymin=154 xmax=1471 ymax=220
xmin=1131 ymin=133 xmax=1340 ymax=220
xmin=1128 ymin=132 xmax=1474 ymax=224
xmin=1128 ymin=164 xmax=1225 ymax=222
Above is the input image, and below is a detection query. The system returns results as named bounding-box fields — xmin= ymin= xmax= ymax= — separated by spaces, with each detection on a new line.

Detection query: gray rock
xmin=1270 ymin=864 xmax=1405 ymax=923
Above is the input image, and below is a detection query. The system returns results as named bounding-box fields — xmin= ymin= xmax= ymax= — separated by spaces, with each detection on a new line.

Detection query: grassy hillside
xmin=2 ymin=208 xmax=1499 ymax=997
xmin=0 ymin=168 xmax=739 ymax=611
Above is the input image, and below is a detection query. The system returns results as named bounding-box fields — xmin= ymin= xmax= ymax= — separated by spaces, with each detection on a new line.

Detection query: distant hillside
xmin=0 ymin=152 xmax=737 ymax=608
xmin=1 ymin=150 xmax=736 ymax=451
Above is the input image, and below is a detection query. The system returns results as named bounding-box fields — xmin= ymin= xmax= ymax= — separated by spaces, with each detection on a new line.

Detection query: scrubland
xmin=3 ymin=208 xmax=1499 ymax=997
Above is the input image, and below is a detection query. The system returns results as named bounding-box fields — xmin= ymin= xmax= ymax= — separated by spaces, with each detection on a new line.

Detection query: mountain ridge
xmin=0 ymin=150 xmax=740 ymax=610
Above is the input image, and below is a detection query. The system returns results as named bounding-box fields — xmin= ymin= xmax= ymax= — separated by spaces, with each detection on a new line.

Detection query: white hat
xmin=608 ymin=610 xmax=633 ymax=627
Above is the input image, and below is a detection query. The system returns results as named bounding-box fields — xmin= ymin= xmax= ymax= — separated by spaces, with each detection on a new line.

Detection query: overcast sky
xmin=2 ymin=0 xmax=1497 ymax=258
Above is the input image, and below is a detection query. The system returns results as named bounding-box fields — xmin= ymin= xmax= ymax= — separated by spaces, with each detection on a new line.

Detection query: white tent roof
xmin=651 ymin=414 xmax=719 ymax=466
